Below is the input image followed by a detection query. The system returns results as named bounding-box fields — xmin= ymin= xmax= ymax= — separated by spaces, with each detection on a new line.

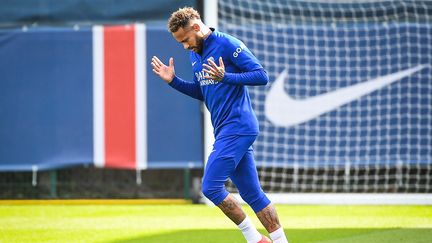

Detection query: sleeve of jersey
xmin=222 ymin=69 xmax=269 ymax=86
xmin=168 ymin=76 xmax=204 ymax=101
xmin=221 ymin=37 xmax=269 ymax=86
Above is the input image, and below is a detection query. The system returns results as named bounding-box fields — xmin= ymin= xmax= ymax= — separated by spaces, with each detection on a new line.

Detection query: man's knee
xmin=240 ymin=189 xmax=271 ymax=213
xmin=201 ymin=179 xmax=229 ymax=205
xmin=201 ymin=179 xmax=214 ymax=199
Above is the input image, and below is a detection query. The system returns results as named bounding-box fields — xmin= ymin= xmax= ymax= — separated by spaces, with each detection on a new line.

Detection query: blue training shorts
xmin=201 ymin=134 xmax=271 ymax=213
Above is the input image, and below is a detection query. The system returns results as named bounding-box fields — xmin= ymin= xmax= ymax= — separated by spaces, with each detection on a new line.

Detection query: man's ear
xmin=192 ymin=23 xmax=200 ymax=32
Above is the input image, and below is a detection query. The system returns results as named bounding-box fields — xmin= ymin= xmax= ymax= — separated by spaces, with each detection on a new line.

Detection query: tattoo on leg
xmin=256 ymin=204 xmax=281 ymax=233
xmin=217 ymin=194 xmax=246 ymax=225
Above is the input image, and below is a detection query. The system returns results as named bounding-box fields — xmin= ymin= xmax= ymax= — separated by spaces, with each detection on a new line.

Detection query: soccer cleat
xmin=257 ymin=234 xmax=272 ymax=243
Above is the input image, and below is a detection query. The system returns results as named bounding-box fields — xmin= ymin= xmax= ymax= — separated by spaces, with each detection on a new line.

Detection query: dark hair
xmin=168 ymin=7 xmax=201 ymax=33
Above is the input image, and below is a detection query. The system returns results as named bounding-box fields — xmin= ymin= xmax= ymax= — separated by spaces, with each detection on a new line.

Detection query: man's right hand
xmin=151 ymin=56 xmax=175 ymax=83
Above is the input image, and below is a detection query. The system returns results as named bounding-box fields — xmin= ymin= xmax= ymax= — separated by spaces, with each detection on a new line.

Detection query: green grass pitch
xmin=0 ymin=203 xmax=431 ymax=243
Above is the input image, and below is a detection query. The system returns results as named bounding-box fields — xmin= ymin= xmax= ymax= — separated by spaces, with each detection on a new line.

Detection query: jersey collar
xmin=201 ymin=27 xmax=216 ymax=55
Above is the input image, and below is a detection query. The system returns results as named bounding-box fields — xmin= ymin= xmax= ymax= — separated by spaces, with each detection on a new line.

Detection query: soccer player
xmin=151 ymin=7 xmax=289 ymax=243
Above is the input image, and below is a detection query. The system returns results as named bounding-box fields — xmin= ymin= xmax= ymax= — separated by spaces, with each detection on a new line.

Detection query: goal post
xmin=203 ymin=0 xmax=432 ymax=204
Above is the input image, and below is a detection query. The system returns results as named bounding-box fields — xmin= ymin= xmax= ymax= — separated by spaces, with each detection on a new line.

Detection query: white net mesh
xmin=218 ymin=0 xmax=432 ymax=193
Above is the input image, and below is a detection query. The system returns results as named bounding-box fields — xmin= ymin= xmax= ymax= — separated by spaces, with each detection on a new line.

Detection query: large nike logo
xmin=265 ymin=65 xmax=427 ymax=127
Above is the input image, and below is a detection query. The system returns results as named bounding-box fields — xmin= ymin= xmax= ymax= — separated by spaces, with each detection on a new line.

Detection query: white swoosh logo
xmin=265 ymin=65 xmax=427 ymax=127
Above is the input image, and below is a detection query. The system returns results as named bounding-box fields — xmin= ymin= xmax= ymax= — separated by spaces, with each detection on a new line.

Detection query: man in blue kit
xmin=151 ymin=7 xmax=288 ymax=243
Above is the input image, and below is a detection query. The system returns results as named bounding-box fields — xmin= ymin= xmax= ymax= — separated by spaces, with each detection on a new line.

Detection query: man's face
xmin=172 ymin=24 xmax=204 ymax=54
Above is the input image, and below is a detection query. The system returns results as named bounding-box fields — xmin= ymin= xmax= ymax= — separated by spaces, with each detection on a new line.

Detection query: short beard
xmin=195 ymin=37 xmax=204 ymax=54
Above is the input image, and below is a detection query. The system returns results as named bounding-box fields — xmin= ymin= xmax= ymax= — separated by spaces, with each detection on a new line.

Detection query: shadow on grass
xmin=111 ymin=228 xmax=432 ymax=243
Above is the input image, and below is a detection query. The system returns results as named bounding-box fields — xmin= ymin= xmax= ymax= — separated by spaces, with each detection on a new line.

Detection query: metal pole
xmin=184 ymin=168 xmax=191 ymax=199
xmin=49 ymin=170 xmax=57 ymax=198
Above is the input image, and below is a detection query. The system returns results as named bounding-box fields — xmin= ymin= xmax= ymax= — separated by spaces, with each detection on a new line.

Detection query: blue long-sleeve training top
xmin=169 ymin=28 xmax=269 ymax=138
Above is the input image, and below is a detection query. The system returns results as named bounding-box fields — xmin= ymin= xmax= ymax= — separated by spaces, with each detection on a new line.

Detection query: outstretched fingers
xmin=208 ymin=59 xmax=220 ymax=70
xmin=202 ymin=63 xmax=215 ymax=74
xmin=202 ymin=64 xmax=215 ymax=80
xmin=152 ymin=68 xmax=159 ymax=75
xmin=151 ymin=56 xmax=175 ymax=83
xmin=151 ymin=56 xmax=165 ymax=74
xmin=203 ymin=58 xmax=225 ymax=81
xmin=218 ymin=57 xmax=225 ymax=69
xmin=152 ymin=56 xmax=164 ymax=66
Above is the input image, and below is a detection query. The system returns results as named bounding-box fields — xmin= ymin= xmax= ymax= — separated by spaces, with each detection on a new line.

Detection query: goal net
xmin=218 ymin=0 xmax=432 ymax=195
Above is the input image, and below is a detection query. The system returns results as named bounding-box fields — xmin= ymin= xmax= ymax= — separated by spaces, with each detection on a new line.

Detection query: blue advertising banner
xmin=221 ymin=21 xmax=432 ymax=167
xmin=0 ymin=24 xmax=203 ymax=171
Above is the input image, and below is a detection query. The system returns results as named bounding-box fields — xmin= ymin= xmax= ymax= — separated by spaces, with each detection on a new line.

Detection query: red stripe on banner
xmin=104 ymin=25 xmax=136 ymax=169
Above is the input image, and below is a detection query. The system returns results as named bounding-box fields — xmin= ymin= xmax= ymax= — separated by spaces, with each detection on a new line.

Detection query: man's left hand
xmin=203 ymin=57 xmax=225 ymax=82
